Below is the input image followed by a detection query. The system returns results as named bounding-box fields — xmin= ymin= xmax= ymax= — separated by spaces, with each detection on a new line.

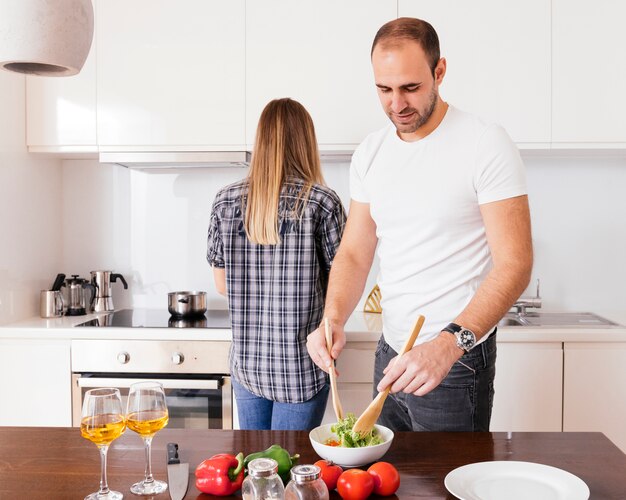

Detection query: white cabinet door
xmin=398 ymin=0 xmax=551 ymax=146
xmin=490 ymin=342 xmax=563 ymax=432
xmin=552 ymin=1 xmax=626 ymax=145
xmin=96 ymin=0 xmax=245 ymax=149
xmin=246 ymin=0 xmax=395 ymax=149
xmin=564 ymin=343 xmax=626 ymax=454
xmin=0 ymin=340 xmax=72 ymax=426
xmin=26 ymin=0 xmax=97 ymax=152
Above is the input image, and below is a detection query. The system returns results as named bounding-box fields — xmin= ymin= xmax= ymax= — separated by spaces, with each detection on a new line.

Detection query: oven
xmin=71 ymin=338 xmax=232 ymax=429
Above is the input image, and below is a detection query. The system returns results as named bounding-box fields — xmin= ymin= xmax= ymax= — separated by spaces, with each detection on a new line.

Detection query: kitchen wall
xmin=61 ymin=152 xmax=626 ymax=323
xmin=0 ymin=72 xmax=63 ymax=325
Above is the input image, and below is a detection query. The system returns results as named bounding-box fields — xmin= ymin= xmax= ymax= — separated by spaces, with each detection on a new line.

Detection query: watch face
xmin=458 ymin=329 xmax=476 ymax=349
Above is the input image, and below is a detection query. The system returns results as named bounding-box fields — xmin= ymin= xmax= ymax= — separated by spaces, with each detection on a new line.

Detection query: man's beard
xmin=389 ymin=86 xmax=438 ymax=134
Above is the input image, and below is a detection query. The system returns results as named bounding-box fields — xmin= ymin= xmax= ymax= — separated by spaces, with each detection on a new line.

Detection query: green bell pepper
xmin=244 ymin=444 xmax=299 ymax=482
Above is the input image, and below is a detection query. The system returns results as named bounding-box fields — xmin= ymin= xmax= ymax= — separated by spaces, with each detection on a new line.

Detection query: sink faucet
xmin=512 ymin=279 xmax=542 ymax=316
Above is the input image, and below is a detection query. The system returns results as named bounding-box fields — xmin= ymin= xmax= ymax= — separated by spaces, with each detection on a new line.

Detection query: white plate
xmin=444 ymin=461 xmax=590 ymax=500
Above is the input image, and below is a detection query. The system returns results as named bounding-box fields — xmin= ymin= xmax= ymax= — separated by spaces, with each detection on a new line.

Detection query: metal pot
xmin=168 ymin=291 xmax=207 ymax=318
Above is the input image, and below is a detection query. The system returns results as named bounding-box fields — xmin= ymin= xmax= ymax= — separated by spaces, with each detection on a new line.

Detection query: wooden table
xmin=1 ymin=428 xmax=625 ymax=499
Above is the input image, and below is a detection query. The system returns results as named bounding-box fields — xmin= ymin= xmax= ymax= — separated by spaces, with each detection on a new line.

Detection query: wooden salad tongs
xmin=325 ymin=317 xmax=344 ymax=421
xmin=352 ymin=314 xmax=425 ymax=437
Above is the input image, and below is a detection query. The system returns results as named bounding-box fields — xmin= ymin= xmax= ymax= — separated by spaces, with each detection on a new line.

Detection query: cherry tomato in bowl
xmin=314 ymin=460 xmax=343 ymax=491
xmin=367 ymin=461 xmax=400 ymax=496
xmin=336 ymin=469 xmax=374 ymax=500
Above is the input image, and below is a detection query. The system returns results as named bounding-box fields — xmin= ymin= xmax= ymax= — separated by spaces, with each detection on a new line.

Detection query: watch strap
xmin=442 ymin=322 xmax=462 ymax=335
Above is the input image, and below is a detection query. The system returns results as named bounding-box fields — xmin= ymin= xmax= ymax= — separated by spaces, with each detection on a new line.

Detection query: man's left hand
xmin=377 ymin=333 xmax=463 ymax=396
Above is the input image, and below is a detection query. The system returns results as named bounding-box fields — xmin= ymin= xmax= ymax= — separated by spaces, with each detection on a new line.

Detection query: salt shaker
xmin=242 ymin=457 xmax=285 ymax=500
xmin=285 ymin=464 xmax=329 ymax=500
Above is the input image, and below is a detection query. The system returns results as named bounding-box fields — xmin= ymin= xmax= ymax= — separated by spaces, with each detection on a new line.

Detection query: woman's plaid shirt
xmin=207 ymin=178 xmax=346 ymax=403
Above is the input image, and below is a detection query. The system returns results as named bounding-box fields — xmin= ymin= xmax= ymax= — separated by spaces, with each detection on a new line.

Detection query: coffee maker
xmin=90 ymin=271 xmax=128 ymax=313
xmin=65 ymin=275 xmax=95 ymax=316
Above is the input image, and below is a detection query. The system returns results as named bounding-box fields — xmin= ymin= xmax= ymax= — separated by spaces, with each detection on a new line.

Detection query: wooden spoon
xmin=325 ymin=317 xmax=344 ymax=421
xmin=352 ymin=314 xmax=425 ymax=437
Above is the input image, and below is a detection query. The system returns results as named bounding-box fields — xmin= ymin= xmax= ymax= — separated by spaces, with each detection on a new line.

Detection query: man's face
xmin=372 ymin=41 xmax=445 ymax=137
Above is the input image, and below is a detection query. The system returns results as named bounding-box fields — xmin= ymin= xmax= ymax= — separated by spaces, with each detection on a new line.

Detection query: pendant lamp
xmin=0 ymin=0 xmax=94 ymax=77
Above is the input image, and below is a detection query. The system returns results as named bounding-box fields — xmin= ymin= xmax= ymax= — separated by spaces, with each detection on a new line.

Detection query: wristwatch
xmin=442 ymin=322 xmax=477 ymax=353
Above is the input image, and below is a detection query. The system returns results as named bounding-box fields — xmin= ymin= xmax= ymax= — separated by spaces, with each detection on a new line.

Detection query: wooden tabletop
xmin=1 ymin=428 xmax=625 ymax=499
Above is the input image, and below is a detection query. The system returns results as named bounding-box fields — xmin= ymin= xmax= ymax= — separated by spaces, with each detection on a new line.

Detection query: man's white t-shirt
xmin=350 ymin=105 xmax=527 ymax=353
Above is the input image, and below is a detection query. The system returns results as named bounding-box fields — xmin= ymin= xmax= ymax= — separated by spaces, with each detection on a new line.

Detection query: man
xmin=307 ymin=17 xmax=533 ymax=432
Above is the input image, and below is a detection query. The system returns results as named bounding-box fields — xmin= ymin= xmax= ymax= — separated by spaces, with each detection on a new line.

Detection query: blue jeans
xmin=374 ymin=331 xmax=497 ymax=432
xmin=232 ymin=378 xmax=330 ymax=430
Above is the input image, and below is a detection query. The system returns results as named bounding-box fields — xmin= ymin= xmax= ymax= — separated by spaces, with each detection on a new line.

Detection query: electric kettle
xmin=90 ymin=270 xmax=128 ymax=313
xmin=65 ymin=275 xmax=95 ymax=316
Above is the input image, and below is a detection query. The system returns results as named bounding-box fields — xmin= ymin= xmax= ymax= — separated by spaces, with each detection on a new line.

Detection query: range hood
xmin=99 ymin=151 xmax=252 ymax=169
xmin=99 ymin=149 xmax=354 ymax=169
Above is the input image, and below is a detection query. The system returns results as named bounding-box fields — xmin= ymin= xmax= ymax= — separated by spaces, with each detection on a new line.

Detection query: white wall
xmin=523 ymin=153 xmax=626 ymax=322
xmin=0 ymin=72 xmax=63 ymax=325
xmin=61 ymin=153 xmax=626 ymax=323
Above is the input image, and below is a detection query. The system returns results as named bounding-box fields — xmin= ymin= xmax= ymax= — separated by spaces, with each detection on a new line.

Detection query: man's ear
xmin=434 ymin=57 xmax=447 ymax=84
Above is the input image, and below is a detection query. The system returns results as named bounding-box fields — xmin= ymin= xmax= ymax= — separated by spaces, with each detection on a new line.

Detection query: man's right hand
xmin=307 ymin=320 xmax=346 ymax=373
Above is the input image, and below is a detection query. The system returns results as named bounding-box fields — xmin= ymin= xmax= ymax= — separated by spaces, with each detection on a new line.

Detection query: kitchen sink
xmin=497 ymin=312 xmax=621 ymax=328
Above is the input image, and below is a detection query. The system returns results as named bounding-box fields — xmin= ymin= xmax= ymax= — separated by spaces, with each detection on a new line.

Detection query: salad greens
xmin=330 ymin=413 xmax=383 ymax=448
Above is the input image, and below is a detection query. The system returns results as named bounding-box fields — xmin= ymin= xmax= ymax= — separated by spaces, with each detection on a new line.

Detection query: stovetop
xmin=75 ymin=308 xmax=231 ymax=329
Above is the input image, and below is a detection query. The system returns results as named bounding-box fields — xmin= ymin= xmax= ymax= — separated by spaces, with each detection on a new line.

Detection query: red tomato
xmin=336 ymin=469 xmax=374 ymax=500
xmin=314 ymin=460 xmax=343 ymax=491
xmin=367 ymin=462 xmax=400 ymax=496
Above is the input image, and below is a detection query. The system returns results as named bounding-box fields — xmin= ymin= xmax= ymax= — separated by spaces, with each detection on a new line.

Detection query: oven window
xmin=163 ymin=388 xmax=223 ymax=429
xmin=73 ymin=375 xmax=231 ymax=429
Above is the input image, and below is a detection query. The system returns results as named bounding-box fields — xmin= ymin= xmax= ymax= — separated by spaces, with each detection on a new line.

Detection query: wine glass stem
xmin=98 ymin=445 xmax=111 ymax=495
xmin=143 ymin=436 xmax=155 ymax=483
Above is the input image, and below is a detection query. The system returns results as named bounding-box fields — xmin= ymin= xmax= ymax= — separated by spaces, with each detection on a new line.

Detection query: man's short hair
xmin=371 ymin=17 xmax=441 ymax=75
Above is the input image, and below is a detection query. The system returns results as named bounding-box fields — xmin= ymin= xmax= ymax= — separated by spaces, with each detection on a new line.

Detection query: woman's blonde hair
xmin=245 ymin=98 xmax=324 ymax=245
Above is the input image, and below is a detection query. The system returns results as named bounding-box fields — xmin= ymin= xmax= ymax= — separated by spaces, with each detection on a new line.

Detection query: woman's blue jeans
xmin=232 ymin=378 xmax=329 ymax=430
xmin=374 ymin=331 xmax=497 ymax=431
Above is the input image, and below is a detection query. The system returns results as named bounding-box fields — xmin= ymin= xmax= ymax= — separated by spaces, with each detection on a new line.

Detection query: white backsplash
xmin=60 ymin=153 xmax=626 ymax=324
xmin=0 ymin=71 xmax=63 ymax=325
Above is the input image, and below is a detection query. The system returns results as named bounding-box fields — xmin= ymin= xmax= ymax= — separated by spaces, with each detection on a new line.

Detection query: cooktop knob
xmin=171 ymin=352 xmax=184 ymax=365
xmin=117 ymin=351 xmax=130 ymax=364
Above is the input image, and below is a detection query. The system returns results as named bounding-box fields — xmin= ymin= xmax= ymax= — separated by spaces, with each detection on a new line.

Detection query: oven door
xmin=72 ymin=374 xmax=232 ymax=429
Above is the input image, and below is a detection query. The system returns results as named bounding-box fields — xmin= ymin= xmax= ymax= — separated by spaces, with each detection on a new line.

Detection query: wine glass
xmin=126 ymin=381 xmax=169 ymax=495
xmin=80 ymin=388 xmax=126 ymax=500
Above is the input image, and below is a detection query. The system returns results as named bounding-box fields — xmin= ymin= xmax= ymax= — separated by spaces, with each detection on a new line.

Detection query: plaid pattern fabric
xmin=207 ymin=178 xmax=346 ymax=403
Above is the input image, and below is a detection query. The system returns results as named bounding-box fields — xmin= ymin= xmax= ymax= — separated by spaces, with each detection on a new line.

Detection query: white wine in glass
xmin=80 ymin=388 xmax=126 ymax=500
xmin=126 ymin=381 xmax=169 ymax=495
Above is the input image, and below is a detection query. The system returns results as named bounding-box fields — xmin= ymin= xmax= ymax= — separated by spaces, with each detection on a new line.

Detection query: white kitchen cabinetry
xmin=552 ymin=0 xmax=626 ymax=146
xmin=398 ymin=0 xmax=551 ymax=147
xmin=322 ymin=343 xmax=376 ymax=424
xmin=246 ymin=0 xmax=395 ymax=150
xmin=564 ymin=343 xmax=626 ymax=454
xmin=26 ymin=0 xmax=97 ymax=153
xmin=0 ymin=339 xmax=72 ymax=426
xmin=96 ymin=0 xmax=245 ymax=150
xmin=490 ymin=342 xmax=563 ymax=432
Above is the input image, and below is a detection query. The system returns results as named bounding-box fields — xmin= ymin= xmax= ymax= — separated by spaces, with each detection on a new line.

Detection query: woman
xmin=207 ymin=98 xmax=346 ymax=430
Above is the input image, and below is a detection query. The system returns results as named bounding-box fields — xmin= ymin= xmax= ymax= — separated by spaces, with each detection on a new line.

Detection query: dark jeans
xmin=374 ymin=331 xmax=497 ymax=432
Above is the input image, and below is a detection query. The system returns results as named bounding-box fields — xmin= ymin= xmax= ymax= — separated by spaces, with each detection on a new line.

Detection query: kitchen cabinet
xmin=96 ymin=0 xmax=245 ymax=150
xmin=398 ymin=0 xmax=551 ymax=147
xmin=25 ymin=0 xmax=97 ymax=153
xmin=490 ymin=342 xmax=563 ymax=431
xmin=245 ymin=0 xmax=395 ymax=150
xmin=564 ymin=342 xmax=626 ymax=454
xmin=552 ymin=0 xmax=626 ymax=146
xmin=0 ymin=339 xmax=72 ymax=426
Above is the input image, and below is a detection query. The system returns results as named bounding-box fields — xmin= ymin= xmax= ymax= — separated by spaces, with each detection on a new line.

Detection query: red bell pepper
xmin=195 ymin=452 xmax=245 ymax=496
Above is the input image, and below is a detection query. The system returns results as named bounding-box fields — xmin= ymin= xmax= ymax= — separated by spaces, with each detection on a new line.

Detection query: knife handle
xmin=167 ymin=442 xmax=180 ymax=465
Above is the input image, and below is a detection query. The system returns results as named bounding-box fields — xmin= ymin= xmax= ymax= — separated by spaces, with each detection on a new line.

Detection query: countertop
xmin=1 ymin=309 xmax=626 ymax=342
xmin=0 ymin=427 xmax=624 ymax=499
